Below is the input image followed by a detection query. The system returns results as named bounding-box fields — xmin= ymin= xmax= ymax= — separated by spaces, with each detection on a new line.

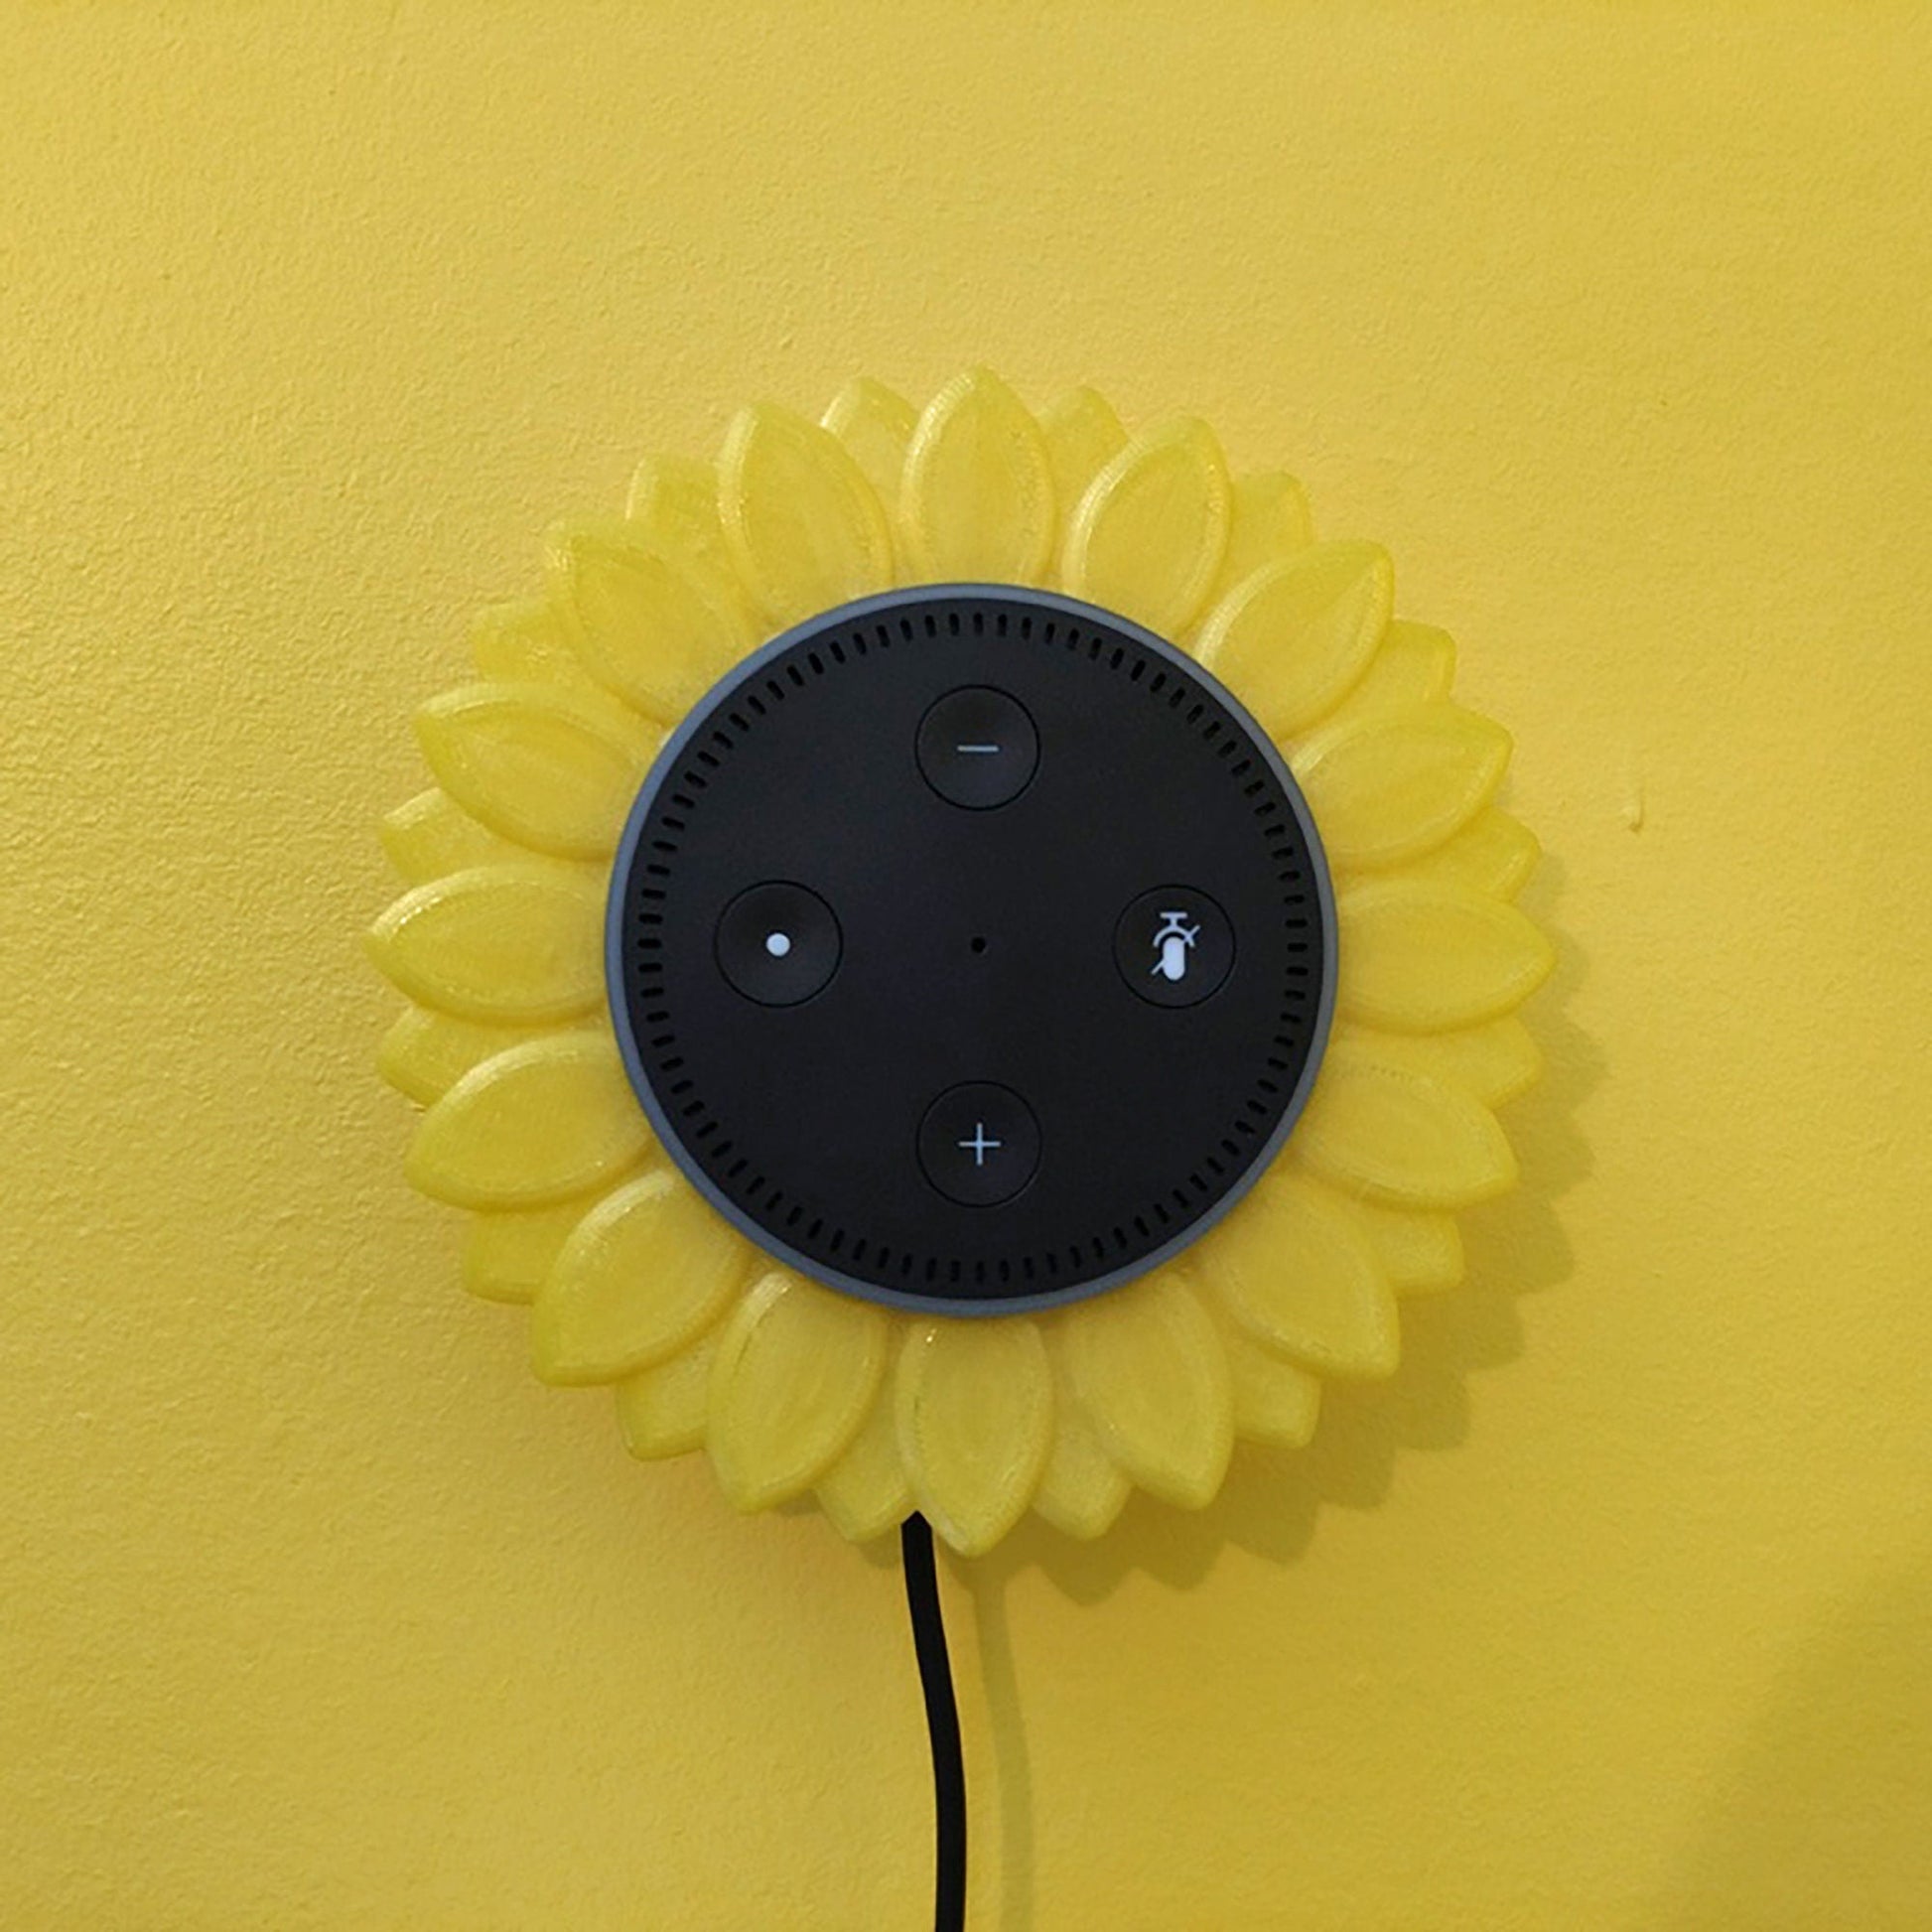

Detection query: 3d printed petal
xmin=616 ymin=1328 xmax=720 ymax=1459
xmin=1197 ymin=1170 xmax=1400 ymax=1378
xmin=414 ymin=682 xmax=658 ymax=861
xmin=902 ymin=367 xmax=1055 ymax=585
xmin=1336 ymin=880 xmax=1555 ymax=1033
xmin=470 ymin=599 xmax=598 ymax=692
xmin=1197 ymin=540 xmax=1394 ymax=738
xmin=707 ymin=1271 xmax=889 ymax=1510
xmin=897 ymin=1317 xmax=1053 ymax=1556
xmin=531 ymin=1168 xmax=752 ymax=1385
xmin=1319 ymin=619 xmax=1456 ymax=729
xmin=1038 ymin=387 xmax=1127 ymax=542
xmin=1208 ymin=471 xmax=1315 ymax=606
xmin=1061 ymin=1272 xmax=1234 ymax=1509
xmin=463 ymin=1190 xmax=621 ymax=1307
xmin=406 ymin=1032 xmax=654 ymax=1210
xmin=1291 ymin=702 xmax=1511 ymax=869
xmin=823 ymin=378 xmax=919 ymax=538
xmin=1032 ymin=1364 xmax=1133 ymax=1541
xmin=719 ymin=404 xmax=894 ymax=626
xmin=1222 ymin=1325 xmax=1323 ymax=1447
xmin=1391 ymin=805 xmax=1542 ymax=900
xmin=1064 ymin=417 xmax=1232 ymax=637
xmin=379 ymin=788 xmax=527 ymax=884
xmin=376 ymin=1006 xmax=548 ymax=1106
xmin=624 ymin=454 xmax=759 ymax=634
xmin=367 ymin=863 xmax=606 ymax=1025
xmin=816 ymin=1391 xmax=915 ymax=1545
xmin=1339 ymin=1192 xmax=1466 ymax=1296
xmin=1295 ymin=1040 xmax=1518 ymax=1207
xmin=548 ymin=522 xmax=746 ymax=723
xmin=1337 ymin=1015 xmax=1544 ymax=1109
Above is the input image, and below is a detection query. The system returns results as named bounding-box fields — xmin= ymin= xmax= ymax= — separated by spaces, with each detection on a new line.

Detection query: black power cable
xmin=900 ymin=1512 xmax=966 ymax=1932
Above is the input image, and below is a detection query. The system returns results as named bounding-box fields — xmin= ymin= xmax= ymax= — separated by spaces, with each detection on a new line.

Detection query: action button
xmin=715 ymin=882 xmax=841 ymax=1006
xmin=917 ymin=1083 xmax=1040 ymax=1207
xmin=916 ymin=687 xmax=1038 ymax=809
xmin=1114 ymin=887 xmax=1235 ymax=1008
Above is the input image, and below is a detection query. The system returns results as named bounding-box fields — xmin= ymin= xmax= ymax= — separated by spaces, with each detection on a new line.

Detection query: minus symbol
xmin=955 ymin=743 xmax=1002 ymax=755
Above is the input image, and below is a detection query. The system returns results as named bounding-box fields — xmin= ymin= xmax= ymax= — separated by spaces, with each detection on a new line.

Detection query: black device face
xmin=606 ymin=585 xmax=1336 ymax=1315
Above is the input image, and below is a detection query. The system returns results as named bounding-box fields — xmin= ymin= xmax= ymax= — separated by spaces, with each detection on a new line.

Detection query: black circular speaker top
xmin=606 ymin=585 xmax=1336 ymax=1315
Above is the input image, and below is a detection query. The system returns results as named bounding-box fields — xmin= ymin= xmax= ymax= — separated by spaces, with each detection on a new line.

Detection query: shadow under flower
xmin=973 ymin=851 xmax=1597 ymax=1603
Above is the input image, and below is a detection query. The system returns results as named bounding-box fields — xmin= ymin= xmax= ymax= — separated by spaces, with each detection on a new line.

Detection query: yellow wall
xmin=6 ymin=6 xmax=1931 ymax=1926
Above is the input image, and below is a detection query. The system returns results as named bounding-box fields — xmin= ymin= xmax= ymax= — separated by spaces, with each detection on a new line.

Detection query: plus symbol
xmin=957 ymin=1121 xmax=1004 ymax=1168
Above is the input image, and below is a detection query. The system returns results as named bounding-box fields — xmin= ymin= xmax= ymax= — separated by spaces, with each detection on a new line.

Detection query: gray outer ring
xmin=604 ymin=582 xmax=1339 ymax=1317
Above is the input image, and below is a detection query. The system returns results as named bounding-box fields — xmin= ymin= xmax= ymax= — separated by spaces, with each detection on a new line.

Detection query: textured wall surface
xmin=5 ymin=6 xmax=1931 ymax=1927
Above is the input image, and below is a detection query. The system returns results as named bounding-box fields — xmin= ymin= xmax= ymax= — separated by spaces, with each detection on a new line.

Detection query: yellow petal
xmin=1336 ymin=1016 xmax=1544 ymax=1109
xmin=1064 ymin=417 xmax=1232 ymax=637
xmin=901 ymin=367 xmax=1055 ymax=585
xmin=1038 ymin=387 xmax=1126 ymax=544
xmin=1337 ymin=880 xmax=1554 ymax=1033
xmin=1198 ymin=1169 xmax=1400 ymax=1378
xmin=1320 ymin=619 xmax=1455 ymax=730
xmin=376 ymin=1006 xmax=548 ymax=1106
xmin=615 ymin=1327 xmax=720 ymax=1459
xmin=1060 ymin=1271 xmax=1233 ymax=1509
xmin=414 ymin=682 xmax=658 ymax=862
xmin=823 ymin=378 xmax=918 ymax=532
xmin=405 ymin=1031 xmax=652 ymax=1209
xmin=897 ymin=1317 xmax=1052 ymax=1556
xmin=1291 ymin=702 xmax=1510 ymax=870
xmin=719 ymin=404 xmax=894 ymax=626
xmin=1205 ymin=471 xmax=1314 ymax=609
xmin=624 ymin=452 xmax=719 ymax=545
xmin=1333 ymin=1189 xmax=1465 ymax=1296
xmin=1196 ymin=541 xmax=1394 ymax=737
xmin=366 ymin=863 xmax=606 ymax=1025
xmin=1295 ymin=1039 xmax=1517 ymax=1207
xmin=707 ymin=1271 xmax=889 ymax=1510
xmin=379 ymin=788 xmax=523 ymax=884
xmin=815 ymin=1390 xmax=913 ymax=1543
xmin=463 ymin=1189 xmax=621 ymax=1306
xmin=624 ymin=454 xmax=758 ymax=633
xmin=1031 ymin=1350 xmax=1131 ymax=1539
xmin=531 ymin=1168 xmax=751 ymax=1385
xmin=470 ymin=599 xmax=599 ymax=692
xmin=546 ymin=521 xmax=746 ymax=724
xmin=1222 ymin=1325 xmax=1323 ymax=1446
xmin=1392 ymin=805 xmax=1542 ymax=900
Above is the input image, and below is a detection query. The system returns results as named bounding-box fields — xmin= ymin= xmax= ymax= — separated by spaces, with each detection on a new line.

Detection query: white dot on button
xmin=763 ymin=931 xmax=792 ymax=958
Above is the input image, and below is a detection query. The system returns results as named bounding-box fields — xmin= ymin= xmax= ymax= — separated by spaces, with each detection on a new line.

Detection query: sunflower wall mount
xmin=371 ymin=369 xmax=1552 ymax=1558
